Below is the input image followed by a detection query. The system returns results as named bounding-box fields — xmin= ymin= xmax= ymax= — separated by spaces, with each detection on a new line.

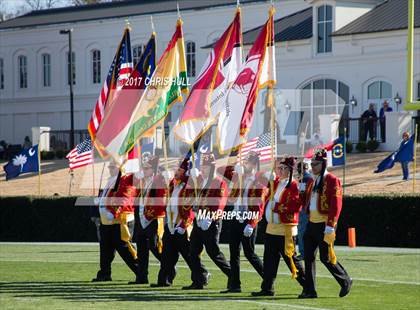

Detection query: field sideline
xmin=0 ymin=243 xmax=419 ymax=309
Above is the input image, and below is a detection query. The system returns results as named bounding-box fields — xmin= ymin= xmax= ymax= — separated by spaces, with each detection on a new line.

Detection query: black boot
xmin=251 ymin=290 xmax=274 ymax=296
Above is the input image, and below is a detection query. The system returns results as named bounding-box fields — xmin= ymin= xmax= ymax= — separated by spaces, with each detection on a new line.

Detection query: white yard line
xmin=128 ymin=290 xmax=335 ymax=310
xmin=0 ymin=258 xmax=418 ymax=286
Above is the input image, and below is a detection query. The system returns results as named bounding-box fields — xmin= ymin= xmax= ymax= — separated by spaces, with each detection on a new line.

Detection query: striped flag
xmin=217 ymin=7 xmax=276 ymax=154
xmin=238 ymin=131 xmax=276 ymax=163
xmin=174 ymin=8 xmax=242 ymax=144
xmin=88 ymin=28 xmax=132 ymax=140
xmin=66 ymin=138 xmax=94 ymax=170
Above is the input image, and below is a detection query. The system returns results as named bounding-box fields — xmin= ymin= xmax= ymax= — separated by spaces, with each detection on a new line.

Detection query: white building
xmin=0 ymin=0 xmax=419 ymax=153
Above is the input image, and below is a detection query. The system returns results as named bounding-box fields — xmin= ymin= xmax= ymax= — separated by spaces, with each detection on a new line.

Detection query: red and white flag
xmin=217 ymin=7 xmax=276 ymax=154
xmin=174 ymin=8 xmax=242 ymax=144
xmin=66 ymin=138 xmax=94 ymax=170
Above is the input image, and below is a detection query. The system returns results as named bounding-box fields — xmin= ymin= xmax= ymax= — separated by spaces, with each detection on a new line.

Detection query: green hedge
xmin=0 ymin=195 xmax=419 ymax=247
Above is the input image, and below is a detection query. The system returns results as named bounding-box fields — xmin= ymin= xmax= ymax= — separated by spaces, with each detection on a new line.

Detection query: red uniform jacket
xmin=218 ymin=166 xmax=268 ymax=228
xmin=262 ymin=177 xmax=301 ymax=224
xmin=142 ymin=174 xmax=168 ymax=221
xmin=106 ymin=174 xmax=137 ymax=219
xmin=167 ymin=177 xmax=195 ymax=229
xmin=197 ymin=175 xmax=228 ymax=216
xmin=302 ymin=173 xmax=343 ymax=228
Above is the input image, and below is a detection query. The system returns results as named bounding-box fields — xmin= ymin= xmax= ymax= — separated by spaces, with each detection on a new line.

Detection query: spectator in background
xmin=361 ymin=104 xmax=377 ymax=141
xmin=297 ymin=161 xmax=313 ymax=260
xmin=399 ymin=132 xmax=411 ymax=181
xmin=23 ymin=136 xmax=32 ymax=149
xmin=379 ymin=100 xmax=393 ymax=142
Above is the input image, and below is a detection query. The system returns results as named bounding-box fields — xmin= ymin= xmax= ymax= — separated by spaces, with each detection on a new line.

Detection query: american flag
xmin=66 ymin=138 xmax=94 ymax=170
xmin=88 ymin=28 xmax=133 ymax=140
xmin=238 ymin=131 xmax=277 ymax=163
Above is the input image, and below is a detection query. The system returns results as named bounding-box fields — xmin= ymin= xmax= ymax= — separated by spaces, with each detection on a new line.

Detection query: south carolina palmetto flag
xmin=174 ymin=9 xmax=242 ymax=144
xmin=217 ymin=7 xmax=276 ymax=154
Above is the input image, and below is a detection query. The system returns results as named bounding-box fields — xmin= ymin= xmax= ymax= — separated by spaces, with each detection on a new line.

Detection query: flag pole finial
xmin=177 ymin=2 xmax=181 ymax=19
xmin=125 ymin=18 xmax=131 ymax=30
xmin=150 ymin=15 xmax=156 ymax=34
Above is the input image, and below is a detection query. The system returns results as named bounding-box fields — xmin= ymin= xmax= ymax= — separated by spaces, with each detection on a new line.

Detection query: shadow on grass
xmin=0 ymin=280 xmax=335 ymax=303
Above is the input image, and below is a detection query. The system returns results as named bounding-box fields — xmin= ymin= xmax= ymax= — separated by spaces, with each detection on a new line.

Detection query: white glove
xmin=135 ymin=170 xmax=144 ymax=179
xmin=175 ymin=226 xmax=185 ymax=235
xmin=189 ymin=168 xmax=200 ymax=179
xmin=243 ymin=224 xmax=254 ymax=237
xmin=234 ymin=163 xmax=244 ymax=175
xmin=263 ymin=171 xmax=274 ymax=181
xmin=200 ymin=219 xmax=212 ymax=231
xmin=162 ymin=170 xmax=173 ymax=182
xmin=324 ymin=226 xmax=335 ymax=234
xmin=140 ymin=214 xmax=151 ymax=229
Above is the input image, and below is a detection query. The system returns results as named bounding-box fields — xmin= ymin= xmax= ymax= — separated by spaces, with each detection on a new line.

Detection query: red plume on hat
xmin=312 ymin=148 xmax=328 ymax=161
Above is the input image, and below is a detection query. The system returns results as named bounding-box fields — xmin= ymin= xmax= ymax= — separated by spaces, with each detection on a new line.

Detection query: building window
xmin=300 ymin=79 xmax=349 ymax=137
xmin=66 ymin=51 xmax=76 ymax=85
xmin=92 ymin=49 xmax=101 ymax=84
xmin=0 ymin=58 xmax=4 ymax=89
xmin=42 ymin=53 xmax=51 ymax=87
xmin=18 ymin=55 xmax=28 ymax=89
xmin=368 ymin=81 xmax=392 ymax=100
xmin=186 ymin=41 xmax=196 ymax=77
xmin=132 ymin=45 xmax=145 ymax=66
xmin=317 ymin=5 xmax=333 ymax=54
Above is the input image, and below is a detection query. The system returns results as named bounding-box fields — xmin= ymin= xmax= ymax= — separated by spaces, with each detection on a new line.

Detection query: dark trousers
xmin=363 ymin=121 xmax=376 ymax=141
xmin=261 ymin=233 xmax=305 ymax=293
xmin=380 ymin=119 xmax=386 ymax=142
xmin=228 ymin=219 xmax=264 ymax=289
xmin=97 ymin=222 xmax=138 ymax=278
xmin=303 ymin=222 xmax=351 ymax=294
xmin=189 ymin=220 xmax=231 ymax=286
xmin=157 ymin=225 xmax=194 ymax=285
xmin=135 ymin=219 xmax=162 ymax=281
xmin=401 ymin=162 xmax=409 ymax=180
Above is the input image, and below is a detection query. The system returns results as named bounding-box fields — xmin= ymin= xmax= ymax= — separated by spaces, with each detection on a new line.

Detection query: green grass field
xmin=0 ymin=243 xmax=419 ymax=310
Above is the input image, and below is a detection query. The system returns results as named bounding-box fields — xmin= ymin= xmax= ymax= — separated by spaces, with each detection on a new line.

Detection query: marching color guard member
xmin=152 ymin=158 xmax=196 ymax=287
xmin=252 ymin=156 xmax=305 ymax=296
xmin=183 ymin=152 xmax=231 ymax=290
xmin=298 ymin=149 xmax=352 ymax=299
xmin=219 ymin=151 xmax=265 ymax=293
xmin=92 ymin=162 xmax=138 ymax=282
xmin=130 ymin=155 xmax=168 ymax=284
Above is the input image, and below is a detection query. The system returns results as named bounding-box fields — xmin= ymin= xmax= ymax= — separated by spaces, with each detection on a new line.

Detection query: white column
xmin=382 ymin=111 xmax=413 ymax=151
xmin=32 ymin=127 xmax=50 ymax=151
